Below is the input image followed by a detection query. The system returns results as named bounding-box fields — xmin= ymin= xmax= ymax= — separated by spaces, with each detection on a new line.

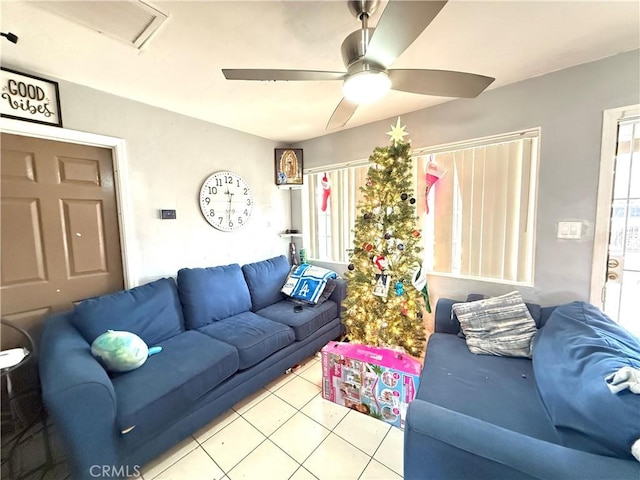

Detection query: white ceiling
xmin=1 ymin=1 xmax=639 ymax=143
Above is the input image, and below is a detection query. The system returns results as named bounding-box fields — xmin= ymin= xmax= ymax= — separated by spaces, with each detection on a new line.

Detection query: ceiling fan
xmin=222 ymin=0 xmax=495 ymax=130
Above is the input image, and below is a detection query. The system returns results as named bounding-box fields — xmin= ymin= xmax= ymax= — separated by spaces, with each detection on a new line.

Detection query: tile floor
xmin=140 ymin=354 xmax=404 ymax=480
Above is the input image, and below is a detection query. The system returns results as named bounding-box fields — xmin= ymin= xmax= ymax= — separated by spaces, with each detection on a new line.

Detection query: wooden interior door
xmin=1 ymin=133 xmax=124 ymax=346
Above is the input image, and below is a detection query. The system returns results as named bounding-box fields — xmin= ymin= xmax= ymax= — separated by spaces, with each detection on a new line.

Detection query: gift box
xmin=321 ymin=341 xmax=422 ymax=429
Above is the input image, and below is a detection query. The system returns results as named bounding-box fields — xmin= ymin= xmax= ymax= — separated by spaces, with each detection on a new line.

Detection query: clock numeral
xmin=225 ymin=175 xmax=233 ymax=184
xmin=238 ymin=218 xmax=243 ymax=225
xmin=229 ymin=221 xmax=234 ymax=228
xmin=218 ymin=216 xmax=223 ymax=224
xmin=246 ymin=199 xmax=252 ymax=206
xmin=209 ymin=209 xmax=215 ymax=217
xmin=243 ymin=188 xmax=248 ymax=195
xmin=236 ymin=179 xmax=241 ymax=188
xmin=208 ymin=186 xmax=218 ymax=195
xmin=243 ymin=209 xmax=248 ymax=216
xmin=215 ymin=178 xmax=222 ymax=187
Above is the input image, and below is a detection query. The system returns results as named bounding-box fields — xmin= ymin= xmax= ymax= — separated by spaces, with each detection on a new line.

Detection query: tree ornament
xmin=409 ymin=197 xmax=416 ymax=205
xmin=366 ymin=176 xmax=373 ymax=187
xmin=363 ymin=242 xmax=373 ymax=252
xmin=373 ymin=255 xmax=387 ymax=271
xmin=384 ymin=232 xmax=392 ymax=240
xmin=412 ymin=229 xmax=420 ymax=237
xmin=394 ymin=281 xmax=404 ymax=296
xmin=363 ymin=212 xmax=372 ymax=220
xmin=402 ymin=302 xmax=408 ymax=315
xmin=401 ymin=193 xmax=408 ymax=201
xmin=386 ymin=117 xmax=408 ymax=145
xmin=347 ymin=263 xmax=355 ymax=271
xmin=417 ymin=311 xmax=423 ymax=319
xmin=398 ymin=243 xmax=405 ymax=251
xmin=373 ymin=274 xmax=390 ymax=297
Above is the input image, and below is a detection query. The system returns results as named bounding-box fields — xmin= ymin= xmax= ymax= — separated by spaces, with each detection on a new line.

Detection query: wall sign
xmin=1 ymin=68 xmax=62 ymax=127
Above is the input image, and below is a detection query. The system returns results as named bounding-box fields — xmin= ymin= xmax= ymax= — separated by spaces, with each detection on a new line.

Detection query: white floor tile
xmin=269 ymin=412 xmax=330 ymax=464
xmin=265 ymin=371 xmax=297 ymax=392
xmin=294 ymin=355 xmax=320 ymax=374
xmin=302 ymin=433 xmax=370 ymax=480
xmin=193 ymin=409 xmax=240 ymax=444
xmin=297 ymin=361 xmax=323 ymax=387
xmin=232 ymin=388 xmax=272 ymax=414
xmin=359 ymin=459 xmax=402 ymax=480
xmin=334 ymin=410 xmax=391 ymax=456
xmin=290 ymin=466 xmax=319 ymax=480
xmin=201 ymin=417 xmax=266 ymax=472
xmin=141 ymin=436 xmax=199 ymax=480
xmin=301 ymin=395 xmax=349 ymax=431
xmin=227 ymin=440 xmax=298 ymax=480
xmin=273 ymin=375 xmax=321 ymax=409
xmin=241 ymin=393 xmax=298 ymax=436
xmin=372 ymin=427 xmax=404 ymax=477
xmin=150 ymin=447 xmax=224 ymax=480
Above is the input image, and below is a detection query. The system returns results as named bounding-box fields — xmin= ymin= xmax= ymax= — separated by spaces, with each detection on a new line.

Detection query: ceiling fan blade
xmin=326 ymin=98 xmax=358 ymax=130
xmin=389 ymin=69 xmax=495 ymax=98
xmin=365 ymin=1 xmax=448 ymax=68
xmin=222 ymin=69 xmax=346 ymax=81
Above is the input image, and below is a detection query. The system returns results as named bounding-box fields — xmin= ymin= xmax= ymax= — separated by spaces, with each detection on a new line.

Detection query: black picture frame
xmin=1 ymin=67 xmax=63 ymax=127
xmin=275 ymin=148 xmax=303 ymax=186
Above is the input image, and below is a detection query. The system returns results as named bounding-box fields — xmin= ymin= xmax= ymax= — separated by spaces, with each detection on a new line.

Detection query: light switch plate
xmin=557 ymin=221 xmax=582 ymax=239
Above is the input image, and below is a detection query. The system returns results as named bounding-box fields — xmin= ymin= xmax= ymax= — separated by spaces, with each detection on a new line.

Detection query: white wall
xmin=13 ymin=78 xmax=293 ymax=285
xmin=295 ymin=50 xmax=640 ymax=306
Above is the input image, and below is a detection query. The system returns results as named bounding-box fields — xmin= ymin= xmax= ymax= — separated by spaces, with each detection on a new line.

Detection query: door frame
xmin=1 ymin=117 xmax=138 ymax=288
xmin=590 ymin=104 xmax=640 ymax=307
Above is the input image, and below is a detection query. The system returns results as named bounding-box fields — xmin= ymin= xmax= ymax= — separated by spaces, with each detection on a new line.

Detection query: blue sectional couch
xmin=404 ymin=297 xmax=640 ymax=480
xmin=39 ymin=255 xmax=345 ymax=479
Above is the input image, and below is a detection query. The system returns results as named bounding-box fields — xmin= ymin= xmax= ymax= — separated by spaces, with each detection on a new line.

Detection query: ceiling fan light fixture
xmin=342 ymin=70 xmax=391 ymax=104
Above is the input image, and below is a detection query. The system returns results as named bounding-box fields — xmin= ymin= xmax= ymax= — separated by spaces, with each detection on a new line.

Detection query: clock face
xmin=199 ymin=171 xmax=254 ymax=231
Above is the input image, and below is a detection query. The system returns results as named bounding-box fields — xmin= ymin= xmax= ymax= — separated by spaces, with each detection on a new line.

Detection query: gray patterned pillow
xmin=452 ymin=291 xmax=537 ymax=358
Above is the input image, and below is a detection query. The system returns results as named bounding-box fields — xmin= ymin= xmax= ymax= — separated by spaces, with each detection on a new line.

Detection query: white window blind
xmin=303 ymin=165 xmax=369 ymax=263
xmin=416 ymin=133 xmax=538 ymax=283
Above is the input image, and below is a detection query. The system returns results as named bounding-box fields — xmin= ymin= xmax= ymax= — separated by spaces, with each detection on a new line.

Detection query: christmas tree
xmin=343 ymin=119 xmax=428 ymax=357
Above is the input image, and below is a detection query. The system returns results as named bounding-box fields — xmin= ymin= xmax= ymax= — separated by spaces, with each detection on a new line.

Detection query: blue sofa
xmin=404 ymin=297 xmax=640 ymax=480
xmin=39 ymin=255 xmax=345 ymax=479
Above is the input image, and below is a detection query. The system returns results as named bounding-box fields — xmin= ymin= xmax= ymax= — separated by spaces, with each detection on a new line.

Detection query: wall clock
xmin=199 ymin=171 xmax=254 ymax=231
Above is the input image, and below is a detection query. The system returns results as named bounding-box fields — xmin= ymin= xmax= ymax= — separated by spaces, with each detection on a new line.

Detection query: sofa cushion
xmin=241 ymin=255 xmax=290 ymax=311
xmin=198 ymin=311 xmax=295 ymax=369
xmin=452 ymin=291 xmax=538 ymax=358
xmin=256 ymin=299 xmax=338 ymax=340
xmin=111 ymin=330 xmax=239 ymax=439
xmin=72 ymin=278 xmax=184 ymax=346
xmin=177 ymin=264 xmax=252 ymax=329
xmin=532 ymin=301 xmax=640 ymax=459
xmin=417 ymin=332 xmax=560 ymax=443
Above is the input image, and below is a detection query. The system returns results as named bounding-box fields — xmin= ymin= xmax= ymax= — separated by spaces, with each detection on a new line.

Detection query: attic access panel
xmin=34 ymin=0 xmax=168 ymax=49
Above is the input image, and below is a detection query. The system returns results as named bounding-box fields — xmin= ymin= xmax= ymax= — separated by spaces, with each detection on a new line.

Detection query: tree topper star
xmin=387 ymin=117 xmax=409 ymax=144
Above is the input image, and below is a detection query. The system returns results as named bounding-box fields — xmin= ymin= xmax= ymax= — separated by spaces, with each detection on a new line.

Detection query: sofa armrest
xmin=329 ymin=278 xmax=347 ymax=318
xmin=405 ymin=399 xmax=640 ymax=480
xmin=40 ymin=312 xmax=121 ymax=478
xmin=434 ymin=298 xmax=462 ymax=334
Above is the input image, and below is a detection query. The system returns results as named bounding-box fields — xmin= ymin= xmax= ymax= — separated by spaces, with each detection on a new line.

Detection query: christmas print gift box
xmin=321 ymin=341 xmax=422 ymax=429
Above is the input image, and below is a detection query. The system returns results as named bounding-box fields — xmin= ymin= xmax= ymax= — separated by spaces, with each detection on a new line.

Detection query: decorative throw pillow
xmin=289 ymin=278 xmax=337 ymax=307
xmin=452 ymin=291 xmax=537 ymax=358
xmin=91 ymin=330 xmax=149 ymax=373
xmin=281 ymin=264 xmax=338 ymax=305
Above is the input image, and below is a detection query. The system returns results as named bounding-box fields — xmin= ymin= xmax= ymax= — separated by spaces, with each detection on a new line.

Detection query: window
xmin=302 ymin=165 xmax=369 ymax=263
xmin=302 ymin=129 xmax=539 ymax=285
xmin=415 ymin=131 xmax=539 ymax=284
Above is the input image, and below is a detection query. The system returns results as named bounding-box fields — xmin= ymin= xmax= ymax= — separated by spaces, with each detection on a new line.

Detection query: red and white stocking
xmin=321 ymin=173 xmax=331 ymax=212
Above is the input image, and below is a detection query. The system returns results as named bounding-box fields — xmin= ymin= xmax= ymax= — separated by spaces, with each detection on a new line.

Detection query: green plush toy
xmin=91 ymin=330 xmax=149 ymax=373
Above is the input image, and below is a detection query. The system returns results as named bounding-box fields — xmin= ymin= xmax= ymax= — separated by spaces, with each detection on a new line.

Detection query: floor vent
xmin=34 ymin=1 xmax=168 ymax=49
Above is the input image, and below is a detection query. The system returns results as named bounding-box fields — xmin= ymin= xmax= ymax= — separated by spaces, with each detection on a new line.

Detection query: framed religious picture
xmin=275 ymin=148 xmax=303 ymax=186
xmin=0 ymin=68 xmax=63 ymax=127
